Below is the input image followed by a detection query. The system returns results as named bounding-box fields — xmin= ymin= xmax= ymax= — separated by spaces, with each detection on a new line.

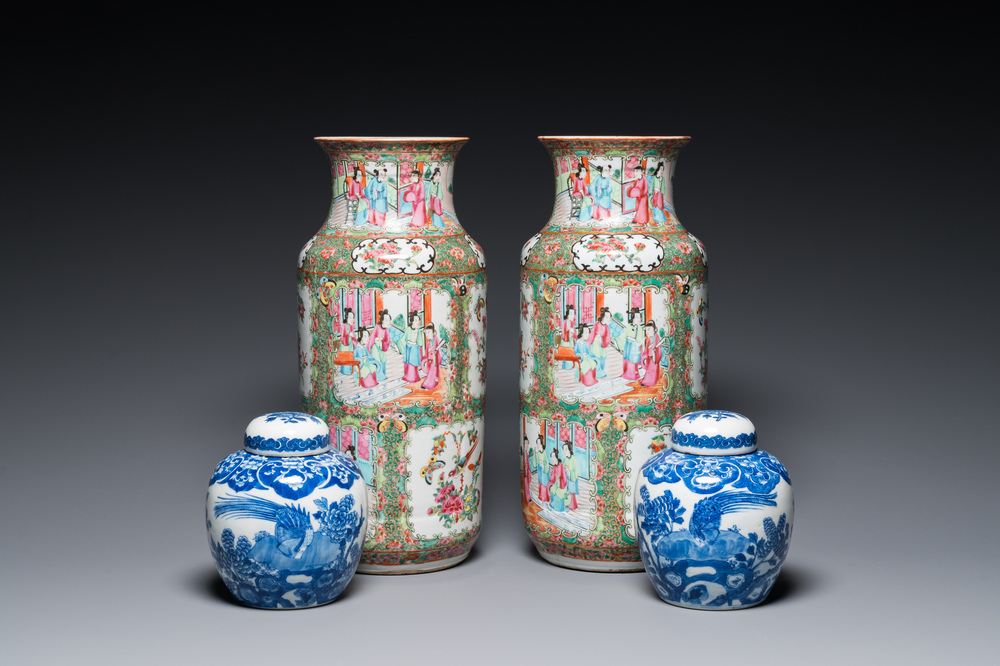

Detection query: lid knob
xmin=244 ymin=412 xmax=331 ymax=457
xmin=671 ymin=410 xmax=756 ymax=456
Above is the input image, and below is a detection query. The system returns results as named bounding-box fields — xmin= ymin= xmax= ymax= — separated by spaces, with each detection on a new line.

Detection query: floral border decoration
xmin=244 ymin=434 xmax=331 ymax=454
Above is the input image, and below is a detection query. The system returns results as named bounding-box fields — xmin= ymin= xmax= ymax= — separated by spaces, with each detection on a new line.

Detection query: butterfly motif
xmin=596 ymin=412 xmax=628 ymax=433
xmin=421 ymin=457 xmax=445 ymax=485
xmin=540 ymin=275 xmax=557 ymax=303
xmin=377 ymin=413 xmax=408 ymax=433
xmin=318 ymin=278 xmax=337 ymax=305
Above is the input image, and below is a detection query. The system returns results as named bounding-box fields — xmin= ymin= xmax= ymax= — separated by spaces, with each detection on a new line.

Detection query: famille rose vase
xmin=298 ymin=137 xmax=486 ymax=574
xmin=206 ymin=412 xmax=368 ymax=608
xmin=519 ymin=136 xmax=708 ymax=572
xmin=635 ymin=410 xmax=793 ymax=609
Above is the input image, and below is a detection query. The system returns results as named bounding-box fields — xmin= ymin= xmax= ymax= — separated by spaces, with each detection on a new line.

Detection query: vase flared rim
xmin=314 ymin=136 xmax=469 ymax=142
xmin=537 ymin=135 xmax=690 ymax=140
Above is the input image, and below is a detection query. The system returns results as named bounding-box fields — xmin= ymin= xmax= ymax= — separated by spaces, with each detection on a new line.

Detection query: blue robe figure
xmin=354 ymin=343 xmax=379 ymax=388
xmin=402 ymin=326 xmax=423 ymax=383
xmin=593 ymin=174 xmax=613 ymax=218
xmin=390 ymin=325 xmax=405 ymax=353
xmin=622 ymin=331 xmax=642 ymax=379
xmin=571 ymin=175 xmax=591 ymax=222
xmin=364 ymin=178 xmax=388 ymax=225
xmin=428 ymin=180 xmax=446 ymax=229
xmin=574 ymin=337 xmax=599 ymax=386
xmin=549 ymin=488 xmax=566 ymax=512
xmin=348 ymin=178 xmax=370 ymax=226
xmin=649 ymin=174 xmax=667 ymax=223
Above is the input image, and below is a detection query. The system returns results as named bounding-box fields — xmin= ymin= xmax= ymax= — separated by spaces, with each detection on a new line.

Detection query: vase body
xmin=519 ymin=136 xmax=707 ymax=571
xmin=636 ymin=410 xmax=793 ymax=609
xmin=206 ymin=412 xmax=368 ymax=609
xmin=298 ymin=138 xmax=486 ymax=574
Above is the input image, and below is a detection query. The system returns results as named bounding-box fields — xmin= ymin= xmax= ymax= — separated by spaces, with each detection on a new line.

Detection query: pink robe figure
xmin=587 ymin=320 xmax=611 ymax=348
xmin=548 ymin=462 xmax=567 ymax=496
xmin=571 ymin=175 xmax=590 ymax=199
xmin=621 ymin=355 xmax=641 ymax=381
xmin=651 ymin=188 xmax=664 ymax=212
xmin=551 ymin=462 xmax=567 ymax=487
xmin=522 ymin=447 xmax=532 ymax=501
xmin=579 ymin=366 xmax=598 ymax=386
xmin=404 ymin=180 xmax=427 ymax=227
xmin=403 ymin=363 xmax=421 ymax=382
xmin=420 ymin=334 xmax=442 ymax=390
xmin=562 ymin=314 xmax=576 ymax=345
xmin=627 ymin=176 xmax=649 ymax=225
xmin=347 ymin=179 xmax=369 ymax=221
xmin=640 ymin=331 xmax=662 ymax=388
xmin=587 ymin=319 xmax=612 ymax=379
xmin=359 ymin=370 xmax=378 ymax=388
xmin=538 ymin=476 xmax=551 ymax=502
xmin=429 ymin=190 xmax=443 ymax=217
xmin=340 ymin=322 xmax=355 ymax=349
xmin=368 ymin=324 xmax=391 ymax=352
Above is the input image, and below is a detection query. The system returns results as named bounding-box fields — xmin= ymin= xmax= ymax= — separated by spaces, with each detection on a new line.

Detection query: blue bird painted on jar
xmin=214 ymin=495 xmax=316 ymax=560
xmin=688 ymin=491 xmax=777 ymax=542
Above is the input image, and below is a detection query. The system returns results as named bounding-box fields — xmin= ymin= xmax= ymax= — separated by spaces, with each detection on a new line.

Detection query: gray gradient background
xmin=2 ymin=13 xmax=998 ymax=665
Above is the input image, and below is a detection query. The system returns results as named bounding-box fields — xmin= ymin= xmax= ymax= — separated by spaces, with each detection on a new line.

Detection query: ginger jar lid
xmin=243 ymin=412 xmax=331 ymax=457
xmin=671 ymin=410 xmax=757 ymax=456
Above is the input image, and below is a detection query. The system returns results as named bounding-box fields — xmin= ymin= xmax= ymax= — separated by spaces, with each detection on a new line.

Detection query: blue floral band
xmin=641 ymin=450 xmax=790 ymax=495
xmin=244 ymin=433 xmax=330 ymax=454
xmin=671 ymin=430 xmax=757 ymax=450
xmin=211 ymin=450 xmax=359 ymax=500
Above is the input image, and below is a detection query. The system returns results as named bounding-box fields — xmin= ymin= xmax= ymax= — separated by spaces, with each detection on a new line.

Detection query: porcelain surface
xmin=298 ymin=138 xmax=485 ymax=573
xmin=635 ymin=410 xmax=793 ymax=609
xmin=519 ymin=136 xmax=707 ymax=571
xmin=206 ymin=412 xmax=368 ymax=608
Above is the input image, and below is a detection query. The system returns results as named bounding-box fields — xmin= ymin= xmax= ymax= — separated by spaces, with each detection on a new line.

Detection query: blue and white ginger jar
xmin=635 ymin=410 xmax=793 ymax=610
xmin=206 ymin=412 xmax=368 ymax=609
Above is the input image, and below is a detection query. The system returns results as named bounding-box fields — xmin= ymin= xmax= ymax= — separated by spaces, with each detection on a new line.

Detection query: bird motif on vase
xmin=449 ymin=431 xmax=479 ymax=477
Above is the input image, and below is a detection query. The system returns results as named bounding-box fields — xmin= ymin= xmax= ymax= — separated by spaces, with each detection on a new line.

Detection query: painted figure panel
xmin=329 ymin=159 xmax=458 ymax=233
xmin=552 ymin=284 xmax=673 ymax=404
xmin=521 ymin=416 xmax=598 ymax=534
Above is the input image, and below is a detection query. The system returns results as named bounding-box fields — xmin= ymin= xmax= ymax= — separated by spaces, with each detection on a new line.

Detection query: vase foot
xmin=536 ymin=549 xmax=644 ymax=573
xmin=356 ymin=551 xmax=471 ymax=575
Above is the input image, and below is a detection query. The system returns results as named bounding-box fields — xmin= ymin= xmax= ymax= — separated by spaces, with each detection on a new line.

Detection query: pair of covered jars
xmin=205 ymin=408 xmax=794 ymax=610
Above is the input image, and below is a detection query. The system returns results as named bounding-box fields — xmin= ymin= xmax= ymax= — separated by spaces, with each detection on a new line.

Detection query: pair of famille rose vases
xmin=295 ymin=135 xmax=701 ymax=575
xmin=207 ymin=136 xmax=793 ymax=610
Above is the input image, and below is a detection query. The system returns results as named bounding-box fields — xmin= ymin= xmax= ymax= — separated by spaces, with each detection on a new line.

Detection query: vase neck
xmin=539 ymin=137 xmax=689 ymax=233
xmin=315 ymin=137 xmax=467 ymax=237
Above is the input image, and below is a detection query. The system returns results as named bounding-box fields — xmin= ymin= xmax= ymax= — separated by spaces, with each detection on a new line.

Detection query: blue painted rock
xmin=635 ymin=410 xmax=793 ymax=610
xmin=206 ymin=412 xmax=367 ymax=609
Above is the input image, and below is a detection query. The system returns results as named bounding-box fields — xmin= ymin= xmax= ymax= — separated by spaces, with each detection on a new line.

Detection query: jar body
xmin=520 ymin=137 xmax=707 ymax=571
xmin=207 ymin=449 xmax=368 ymax=608
xmin=635 ymin=448 xmax=793 ymax=609
xmin=299 ymin=138 xmax=486 ymax=573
